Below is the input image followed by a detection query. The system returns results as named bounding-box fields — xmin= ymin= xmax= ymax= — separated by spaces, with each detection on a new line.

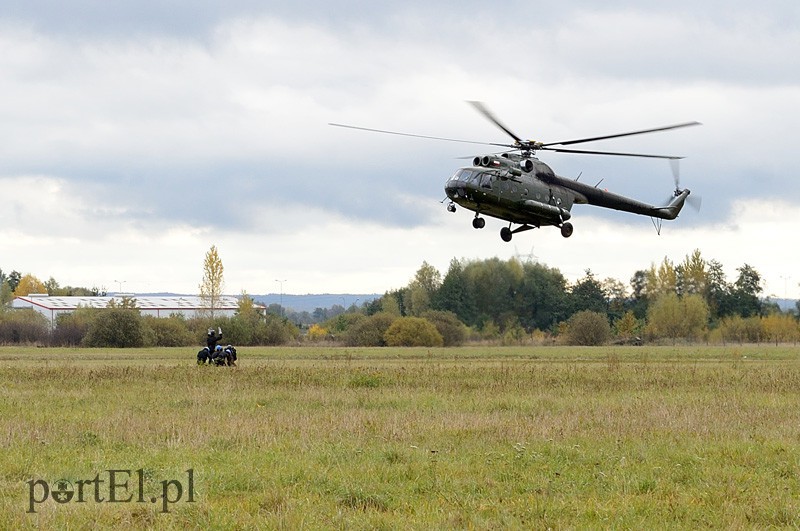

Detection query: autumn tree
xmin=199 ymin=245 xmax=225 ymax=318
xmin=646 ymin=293 xmax=709 ymax=343
xmin=614 ymin=310 xmax=642 ymax=340
xmin=645 ymin=258 xmax=677 ymax=298
xmin=676 ymin=249 xmax=707 ymax=297
xmin=761 ymin=313 xmax=799 ymax=345
xmin=14 ymin=274 xmax=48 ymax=296
xmin=403 ymin=261 xmax=442 ymax=316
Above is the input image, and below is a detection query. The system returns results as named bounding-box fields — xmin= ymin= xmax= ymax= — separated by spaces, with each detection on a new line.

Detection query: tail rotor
xmin=669 ymin=159 xmax=701 ymax=211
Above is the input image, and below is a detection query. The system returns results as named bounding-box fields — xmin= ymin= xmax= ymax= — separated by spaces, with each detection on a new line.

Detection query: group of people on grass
xmin=196 ymin=327 xmax=238 ymax=366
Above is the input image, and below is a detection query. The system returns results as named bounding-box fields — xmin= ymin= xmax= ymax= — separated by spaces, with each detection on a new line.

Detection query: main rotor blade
xmin=328 ymin=123 xmax=513 ymax=148
xmin=542 ymin=121 xmax=701 ymax=147
xmin=541 ymin=147 xmax=684 ymax=159
xmin=466 ymin=101 xmax=524 ymax=144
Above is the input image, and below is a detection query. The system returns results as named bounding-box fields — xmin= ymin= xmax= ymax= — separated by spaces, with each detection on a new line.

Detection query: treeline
xmin=2 ymin=250 xmax=799 ymax=347
xmin=339 ymin=249 xmax=799 ymax=345
xmin=0 ymin=296 xmax=299 ymax=347
xmin=0 ymin=269 xmax=104 ymax=305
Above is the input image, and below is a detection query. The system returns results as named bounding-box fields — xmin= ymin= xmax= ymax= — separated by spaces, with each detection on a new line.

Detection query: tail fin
xmin=653 ymin=189 xmax=690 ymax=220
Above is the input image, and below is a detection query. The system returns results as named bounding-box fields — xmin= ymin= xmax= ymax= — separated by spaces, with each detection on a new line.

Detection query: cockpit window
xmin=459 ymin=170 xmax=473 ymax=182
xmin=480 ymin=173 xmax=492 ymax=189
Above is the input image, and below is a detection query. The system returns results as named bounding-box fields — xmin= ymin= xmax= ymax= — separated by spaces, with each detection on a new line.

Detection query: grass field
xmin=2 ymin=345 xmax=800 ymax=529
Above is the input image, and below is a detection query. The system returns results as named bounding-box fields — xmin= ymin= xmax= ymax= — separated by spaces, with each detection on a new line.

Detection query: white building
xmin=12 ymin=294 xmax=252 ymax=326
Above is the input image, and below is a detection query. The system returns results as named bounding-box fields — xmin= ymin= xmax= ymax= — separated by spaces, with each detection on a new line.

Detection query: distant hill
xmin=251 ymin=294 xmax=381 ymax=313
xmin=773 ymin=298 xmax=798 ymax=312
xmin=134 ymin=293 xmax=381 ymax=314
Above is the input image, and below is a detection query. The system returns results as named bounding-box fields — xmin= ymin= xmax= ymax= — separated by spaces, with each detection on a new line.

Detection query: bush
xmin=51 ymin=308 xmax=94 ymax=346
xmin=421 ymin=310 xmax=467 ymax=346
xmin=384 ymin=317 xmax=444 ymax=347
xmin=0 ymin=309 xmax=49 ymax=344
xmin=84 ymin=309 xmax=146 ymax=348
xmin=252 ymin=315 xmax=300 ymax=345
xmin=144 ymin=315 xmax=194 ymax=347
xmin=306 ymin=323 xmax=330 ymax=342
xmin=324 ymin=313 xmax=368 ymax=339
xmin=344 ymin=313 xmax=397 ymax=346
xmin=564 ymin=310 xmax=611 ymax=346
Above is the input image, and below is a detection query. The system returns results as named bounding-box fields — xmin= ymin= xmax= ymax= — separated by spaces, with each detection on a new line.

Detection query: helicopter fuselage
xmin=444 ymin=159 xmax=574 ymax=229
xmin=444 ymin=153 xmax=690 ymax=241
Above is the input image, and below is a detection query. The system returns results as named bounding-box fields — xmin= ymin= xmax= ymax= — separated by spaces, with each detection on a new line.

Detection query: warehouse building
xmin=12 ymin=294 xmax=252 ymax=326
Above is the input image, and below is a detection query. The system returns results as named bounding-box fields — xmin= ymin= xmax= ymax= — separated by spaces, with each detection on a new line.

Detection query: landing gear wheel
xmin=500 ymin=227 xmax=512 ymax=242
xmin=472 ymin=217 xmax=486 ymax=229
xmin=560 ymin=222 xmax=574 ymax=238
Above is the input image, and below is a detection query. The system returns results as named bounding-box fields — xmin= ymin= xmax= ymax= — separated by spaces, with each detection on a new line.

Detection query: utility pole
xmin=275 ymin=279 xmax=287 ymax=317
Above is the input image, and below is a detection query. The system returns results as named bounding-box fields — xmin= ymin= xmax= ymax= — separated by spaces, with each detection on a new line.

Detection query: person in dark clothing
xmin=206 ymin=327 xmax=222 ymax=352
xmin=224 ymin=345 xmax=237 ymax=366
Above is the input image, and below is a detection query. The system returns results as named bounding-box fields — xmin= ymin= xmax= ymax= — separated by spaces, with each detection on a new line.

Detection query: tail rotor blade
xmin=669 ymin=159 xmax=681 ymax=189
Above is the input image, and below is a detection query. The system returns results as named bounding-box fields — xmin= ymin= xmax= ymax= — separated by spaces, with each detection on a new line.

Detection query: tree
xmin=0 ymin=269 xmax=12 ymax=305
xmin=602 ymin=277 xmax=628 ymax=321
xmin=6 ymin=271 xmax=21 ymax=293
xmin=614 ymin=310 xmax=642 ymax=340
xmin=729 ymin=264 xmax=762 ymax=318
xmin=645 ymin=258 xmax=677 ymax=298
xmin=464 ymin=258 xmax=523 ymax=328
xmin=403 ymin=261 xmax=442 ymax=316
xmin=14 ymin=274 xmax=48 ymax=296
xmin=677 ymin=249 xmax=707 ymax=297
xmin=629 ymin=270 xmax=649 ymax=319
xmin=705 ymin=259 xmax=729 ymax=320
xmin=44 ymin=277 xmax=60 ymax=295
xmin=432 ymin=258 xmax=477 ymax=324
xmin=515 ymin=261 xmax=569 ymax=332
xmin=762 ymin=313 xmax=799 ymax=345
xmin=199 ymin=245 xmax=225 ymax=318
xmin=646 ymin=293 xmax=709 ymax=343
xmin=569 ymin=270 xmax=607 ymax=315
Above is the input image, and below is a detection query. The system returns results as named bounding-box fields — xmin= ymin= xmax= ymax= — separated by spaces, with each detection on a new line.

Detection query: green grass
xmin=2 ymin=345 xmax=800 ymax=528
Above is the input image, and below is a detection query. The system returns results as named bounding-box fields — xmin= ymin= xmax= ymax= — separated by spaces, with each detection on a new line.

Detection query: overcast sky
xmin=2 ymin=1 xmax=799 ymax=299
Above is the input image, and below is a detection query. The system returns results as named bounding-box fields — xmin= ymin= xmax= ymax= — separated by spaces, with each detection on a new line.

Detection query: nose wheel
xmin=472 ymin=216 xmax=486 ymax=229
xmin=560 ymin=222 xmax=573 ymax=238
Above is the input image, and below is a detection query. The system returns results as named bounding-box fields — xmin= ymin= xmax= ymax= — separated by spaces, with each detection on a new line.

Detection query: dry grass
xmin=2 ymin=345 xmax=800 ymax=528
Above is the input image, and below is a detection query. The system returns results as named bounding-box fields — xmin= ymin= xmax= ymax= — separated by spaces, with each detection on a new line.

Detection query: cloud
xmin=1 ymin=3 xmax=799 ymax=299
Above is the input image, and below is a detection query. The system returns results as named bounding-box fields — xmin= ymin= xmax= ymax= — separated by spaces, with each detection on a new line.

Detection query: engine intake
xmin=473 ymin=155 xmax=526 ymax=177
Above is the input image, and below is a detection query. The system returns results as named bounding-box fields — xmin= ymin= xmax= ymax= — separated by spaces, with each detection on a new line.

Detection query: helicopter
xmin=330 ymin=101 xmax=700 ymax=242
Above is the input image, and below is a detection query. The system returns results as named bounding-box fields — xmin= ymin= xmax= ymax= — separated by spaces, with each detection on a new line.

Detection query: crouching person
xmin=197 ymin=347 xmax=211 ymax=365
xmin=224 ymin=345 xmax=237 ymax=366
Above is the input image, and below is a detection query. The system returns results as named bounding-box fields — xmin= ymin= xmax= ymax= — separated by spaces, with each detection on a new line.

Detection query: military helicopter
xmin=330 ymin=101 xmax=700 ymax=242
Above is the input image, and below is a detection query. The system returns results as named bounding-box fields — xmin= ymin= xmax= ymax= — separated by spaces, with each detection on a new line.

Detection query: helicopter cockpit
xmin=447 ymin=168 xmax=493 ymax=190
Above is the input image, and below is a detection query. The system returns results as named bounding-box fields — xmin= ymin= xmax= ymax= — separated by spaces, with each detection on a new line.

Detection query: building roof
xmin=12 ymin=295 xmax=244 ymax=311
